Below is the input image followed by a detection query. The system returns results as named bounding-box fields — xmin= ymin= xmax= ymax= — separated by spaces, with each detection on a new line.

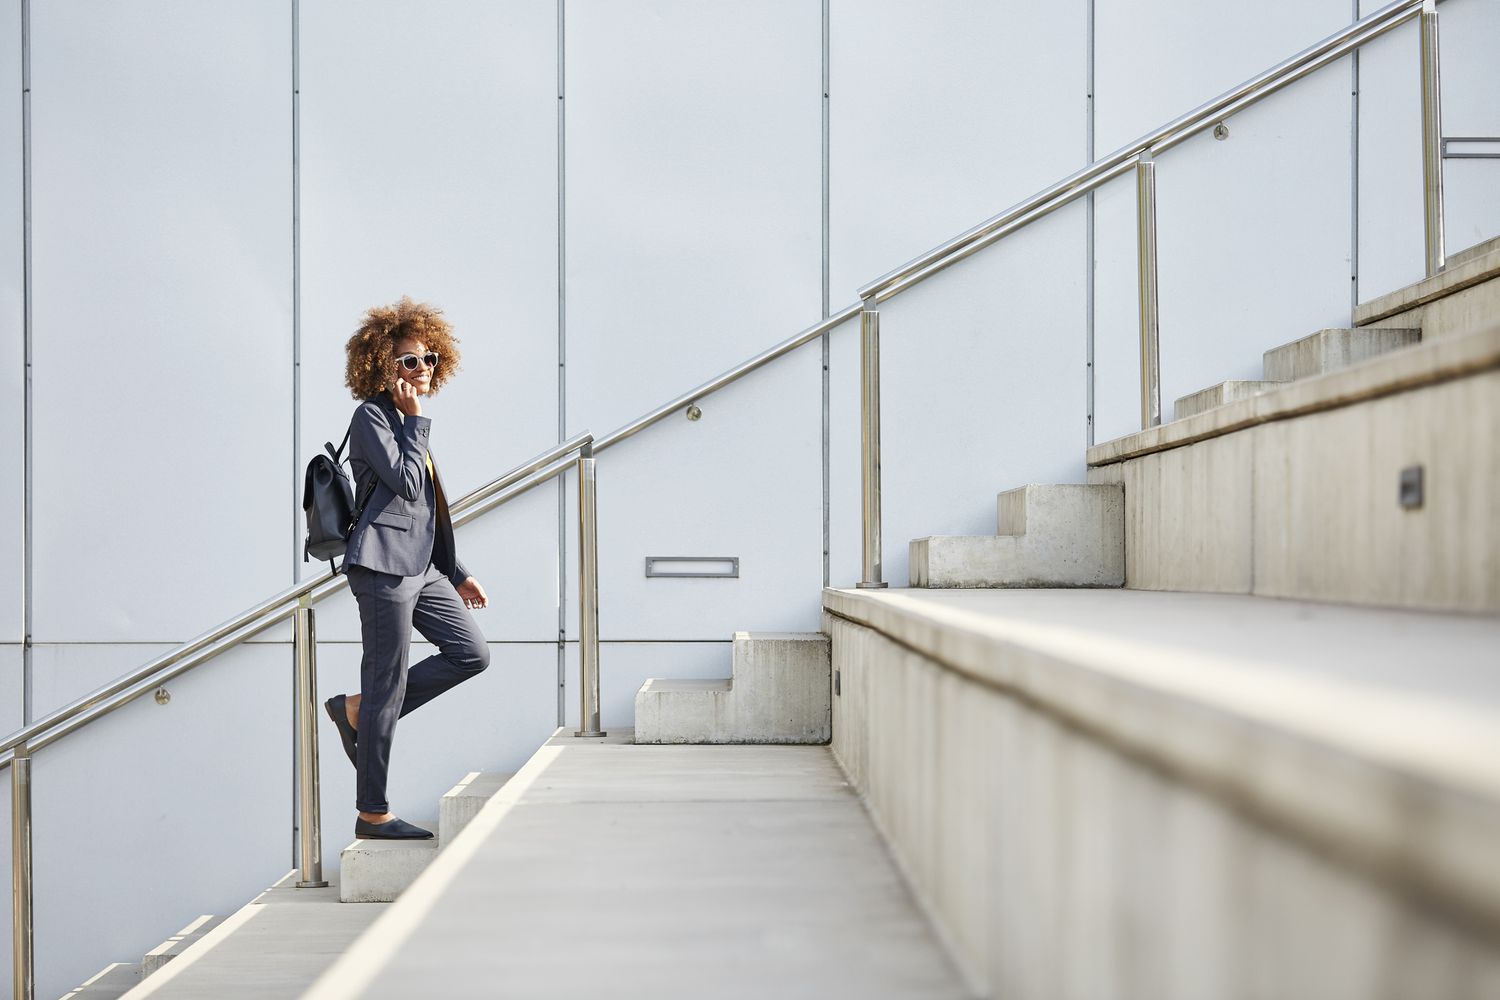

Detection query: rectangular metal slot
xmin=1442 ymin=137 xmax=1500 ymax=159
xmin=645 ymin=557 xmax=739 ymax=579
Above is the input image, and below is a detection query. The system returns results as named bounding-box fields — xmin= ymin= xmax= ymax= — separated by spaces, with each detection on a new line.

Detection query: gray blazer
xmin=344 ymin=391 xmax=470 ymax=586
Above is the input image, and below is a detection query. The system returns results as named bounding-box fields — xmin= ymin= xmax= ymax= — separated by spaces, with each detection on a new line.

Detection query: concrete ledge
xmin=823 ymin=586 xmax=1500 ymax=939
xmin=1355 ymin=242 xmax=1500 ymax=325
xmin=339 ymin=833 xmax=440 ymax=903
xmin=634 ymin=633 xmax=831 ymax=744
xmin=439 ymin=772 xmax=514 ymax=848
xmin=911 ymin=484 xmax=1124 ymax=588
xmin=141 ymin=915 xmax=222 ymax=977
xmin=1172 ymin=379 xmax=1282 ymax=421
xmin=1088 ymin=322 xmax=1500 ymax=466
xmin=62 ymin=963 xmax=141 ymax=999
xmin=1262 ymin=326 xmax=1419 ymax=382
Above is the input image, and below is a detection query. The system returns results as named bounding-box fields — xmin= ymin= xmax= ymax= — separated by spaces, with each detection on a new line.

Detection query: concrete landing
xmin=120 ymin=874 xmax=388 ymax=999
xmin=306 ymin=732 xmax=972 ymax=999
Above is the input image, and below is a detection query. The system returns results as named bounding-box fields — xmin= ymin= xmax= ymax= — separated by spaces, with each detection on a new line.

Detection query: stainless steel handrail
xmin=0 ymin=430 xmax=595 ymax=765
xmin=857 ymin=0 xmax=1426 ymax=305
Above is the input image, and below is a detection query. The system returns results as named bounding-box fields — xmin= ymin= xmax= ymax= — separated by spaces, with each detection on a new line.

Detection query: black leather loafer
xmin=323 ymin=694 xmax=358 ymax=768
xmin=355 ymin=816 xmax=434 ymax=840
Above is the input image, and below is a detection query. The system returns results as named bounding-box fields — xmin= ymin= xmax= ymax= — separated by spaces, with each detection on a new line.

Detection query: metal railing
xmin=846 ymin=0 xmax=1446 ymax=584
xmin=4 ymin=430 xmax=597 ymax=998
xmin=5 ymin=2 xmax=1458 ymax=994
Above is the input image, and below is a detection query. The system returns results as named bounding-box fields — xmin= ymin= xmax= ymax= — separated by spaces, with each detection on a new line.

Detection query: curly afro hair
xmin=344 ymin=295 xmax=464 ymax=399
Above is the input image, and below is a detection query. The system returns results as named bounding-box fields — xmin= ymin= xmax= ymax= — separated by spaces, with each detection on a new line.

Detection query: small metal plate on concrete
xmin=1400 ymin=465 xmax=1424 ymax=509
xmin=645 ymin=556 xmax=739 ymax=578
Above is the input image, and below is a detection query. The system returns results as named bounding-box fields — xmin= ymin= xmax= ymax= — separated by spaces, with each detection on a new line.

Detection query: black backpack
xmin=302 ymin=429 xmax=377 ymax=572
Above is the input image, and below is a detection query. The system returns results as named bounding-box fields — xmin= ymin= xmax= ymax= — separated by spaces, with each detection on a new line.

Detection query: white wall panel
xmin=1356 ymin=18 xmax=1425 ymax=302
xmin=312 ymin=640 xmax=559 ymax=873
xmin=0 ymin=0 xmax=23 ymax=643
xmin=1095 ymin=0 xmax=1347 ymax=155
xmin=831 ymin=210 xmax=1089 ymax=589
xmin=0 ymin=646 xmax=22 ymax=743
xmin=28 ymin=2 xmax=292 ymax=642
xmin=1446 ymin=160 xmax=1500 ymax=258
xmin=564 ymin=0 xmax=821 ymax=437
xmin=1433 ymin=0 xmax=1500 ymax=254
xmin=565 ymin=351 xmax=824 ymax=642
xmin=297 ymin=0 xmax=560 ymax=641
xmin=31 ymin=643 xmax=287 ymax=1000
xmin=829 ymin=0 xmax=1086 ymax=299
xmin=563 ymin=640 xmax=733 ymax=732
xmin=1156 ymin=70 xmax=1351 ymax=417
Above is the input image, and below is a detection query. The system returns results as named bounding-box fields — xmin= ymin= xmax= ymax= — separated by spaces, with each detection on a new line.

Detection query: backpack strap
xmin=326 ymin=428 xmax=352 ymax=464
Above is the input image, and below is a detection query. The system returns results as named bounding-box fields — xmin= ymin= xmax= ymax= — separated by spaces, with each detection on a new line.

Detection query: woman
xmin=323 ymin=295 xmax=492 ymax=840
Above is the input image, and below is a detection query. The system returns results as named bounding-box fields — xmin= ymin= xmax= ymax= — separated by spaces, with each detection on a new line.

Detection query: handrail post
xmin=1419 ymin=0 xmax=1445 ymax=276
xmin=575 ymin=445 xmax=606 ymax=737
xmin=1135 ymin=152 xmax=1162 ymax=429
xmin=857 ymin=300 xmax=888 ymax=589
xmin=293 ymin=598 xmax=327 ymax=888
xmin=12 ymin=745 xmax=33 ymax=1000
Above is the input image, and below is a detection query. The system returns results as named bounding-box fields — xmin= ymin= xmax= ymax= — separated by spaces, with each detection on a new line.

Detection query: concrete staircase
xmin=60 ymin=915 xmax=228 ymax=997
xmin=908 ymin=483 xmax=1125 ymax=588
xmin=67 ymin=234 xmax=1500 ymax=1000
xmin=1092 ymin=239 xmax=1500 ymax=613
xmin=634 ymin=632 xmax=830 ymax=744
xmin=1172 ymin=325 xmax=1422 ymax=421
xmin=340 ymin=770 xmax=513 ymax=903
xmin=819 ymin=236 xmax=1500 ymax=996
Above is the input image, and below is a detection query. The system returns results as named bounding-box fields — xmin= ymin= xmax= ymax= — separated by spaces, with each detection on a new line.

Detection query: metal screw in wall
xmin=1213 ymin=122 xmax=1230 ymax=140
xmin=686 ymin=403 xmax=702 ymax=421
xmin=154 ymin=688 xmax=170 ymax=705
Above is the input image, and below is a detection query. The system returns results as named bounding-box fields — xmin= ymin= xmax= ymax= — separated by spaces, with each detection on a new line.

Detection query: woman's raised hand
xmin=391 ymin=373 xmax=423 ymax=417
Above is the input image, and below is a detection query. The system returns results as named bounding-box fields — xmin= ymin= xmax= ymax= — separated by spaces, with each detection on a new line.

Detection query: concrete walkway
xmin=306 ymin=733 xmax=973 ymax=999
xmin=120 ymin=874 xmax=388 ymax=999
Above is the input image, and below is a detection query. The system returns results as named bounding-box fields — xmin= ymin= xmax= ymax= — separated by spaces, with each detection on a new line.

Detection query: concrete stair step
xmin=1262 ymin=326 xmax=1420 ymax=382
xmin=141 ymin=915 xmax=222 ymax=978
xmin=1173 ymin=379 xmax=1283 ymax=421
xmin=439 ymin=770 xmax=515 ymax=847
xmin=338 ymin=818 xmax=439 ymax=903
xmin=634 ymin=632 xmax=830 ymax=745
xmin=910 ymin=483 xmax=1124 ymax=588
xmin=1445 ymin=232 xmax=1500 ymax=269
xmin=60 ymin=962 xmax=142 ymax=998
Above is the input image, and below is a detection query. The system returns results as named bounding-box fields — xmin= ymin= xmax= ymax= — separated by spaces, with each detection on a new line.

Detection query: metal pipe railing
xmin=3 ymin=430 xmax=597 ymax=999
xmin=856 ymin=0 xmax=1425 ymax=305
xmin=293 ymin=599 xmax=328 ymax=888
xmin=1136 ymin=155 xmax=1162 ymax=429
xmin=574 ymin=445 xmax=605 ymax=737
xmin=857 ymin=303 xmax=887 ymax=588
xmin=1420 ymin=0 xmax=1446 ymax=275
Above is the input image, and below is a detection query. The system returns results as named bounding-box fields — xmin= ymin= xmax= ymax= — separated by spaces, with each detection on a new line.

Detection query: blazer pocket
xmin=371 ymin=510 xmax=414 ymax=531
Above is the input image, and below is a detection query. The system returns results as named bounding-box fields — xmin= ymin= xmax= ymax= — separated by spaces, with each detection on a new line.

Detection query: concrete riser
xmin=826 ymin=613 xmax=1500 ymax=999
xmin=1261 ymin=328 xmax=1419 ymax=383
xmin=911 ymin=484 xmax=1125 ymax=589
xmin=1090 ymin=369 xmax=1500 ymax=613
xmin=634 ymin=633 xmax=831 ymax=744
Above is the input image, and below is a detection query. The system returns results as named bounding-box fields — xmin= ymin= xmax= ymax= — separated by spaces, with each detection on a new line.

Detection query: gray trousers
xmin=346 ymin=560 xmax=490 ymax=814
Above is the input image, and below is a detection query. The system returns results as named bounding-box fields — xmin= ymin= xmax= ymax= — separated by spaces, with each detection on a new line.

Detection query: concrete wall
xmin=2 ymin=1 xmax=1496 ymax=994
xmin=1087 ymin=323 xmax=1500 ymax=613
xmin=826 ymin=611 xmax=1500 ymax=999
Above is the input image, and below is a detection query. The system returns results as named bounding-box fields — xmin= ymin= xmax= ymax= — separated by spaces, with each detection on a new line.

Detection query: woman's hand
xmin=456 ymin=577 xmax=489 ymax=610
xmin=390 ymin=373 xmax=423 ymax=417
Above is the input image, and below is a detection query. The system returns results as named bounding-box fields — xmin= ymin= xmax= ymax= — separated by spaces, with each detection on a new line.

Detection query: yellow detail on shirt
xmin=425 ymin=451 xmax=434 ymax=482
